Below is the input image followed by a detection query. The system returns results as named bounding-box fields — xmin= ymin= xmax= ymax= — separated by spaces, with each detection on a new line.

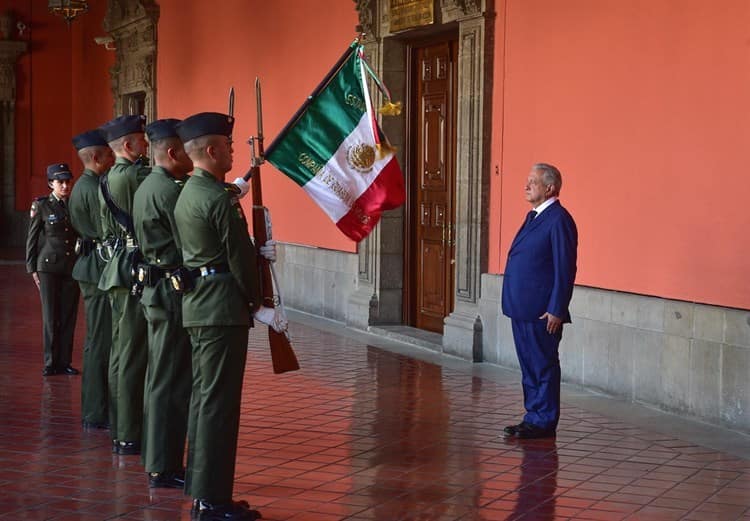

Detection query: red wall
xmin=157 ymin=0 xmax=359 ymax=252
xmin=10 ymin=0 xmax=113 ymax=210
xmin=490 ymin=0 xmax=750 ymax=310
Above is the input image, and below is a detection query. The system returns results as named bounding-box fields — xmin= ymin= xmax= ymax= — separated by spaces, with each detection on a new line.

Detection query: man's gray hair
xmin=533 ymin=163 xmax=562 ymax=194
xmin=183 ymin=135 xmax=211 ymax=159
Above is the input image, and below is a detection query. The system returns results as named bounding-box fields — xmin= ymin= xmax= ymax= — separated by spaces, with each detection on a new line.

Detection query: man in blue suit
xmin=502 ymin=163 xmax=577 ymax=439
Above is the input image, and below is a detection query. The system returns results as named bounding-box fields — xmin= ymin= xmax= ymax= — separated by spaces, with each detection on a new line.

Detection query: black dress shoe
xmin=58 ymin=365 xmax=79 ymax=375
xmin=504 ymin=421 xmax=555 ymax=439
xmin=503 ymin=422 xmax=526 ymax=436
xmin=516 ymin=422 xmax=556 ymax=439
xmin=193 ymin=499 xmax=261 ymax=520
xmin=42 ymin=366 xmax=56 ymax=376
xmin=117 ymin=441 xmax=140 ymax=455
xmin=149 ymin=470 xmax=185 ymax=489
xmin=192 ymin=499 xmax=250 ymax=514
xmin=82 ymin=420 xmax=109 ymax=429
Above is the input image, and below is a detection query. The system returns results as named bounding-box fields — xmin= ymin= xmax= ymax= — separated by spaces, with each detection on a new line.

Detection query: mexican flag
xmin=265 ymin=43 xmax=405 ymax=242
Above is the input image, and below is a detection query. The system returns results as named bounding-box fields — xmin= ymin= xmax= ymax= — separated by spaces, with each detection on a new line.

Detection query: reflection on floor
xmin=1 ymin=263 xmax=749 ymax=520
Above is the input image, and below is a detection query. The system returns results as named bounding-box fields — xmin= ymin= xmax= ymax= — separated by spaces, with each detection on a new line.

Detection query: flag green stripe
xmin=267 ymin=53 xmax=365 ymax=186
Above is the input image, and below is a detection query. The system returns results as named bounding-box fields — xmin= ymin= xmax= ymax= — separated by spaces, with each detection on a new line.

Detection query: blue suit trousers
xmin=511 ymin=318 xmax=562 ymax=431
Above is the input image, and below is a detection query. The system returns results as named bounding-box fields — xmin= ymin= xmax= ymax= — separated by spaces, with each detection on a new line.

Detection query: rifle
xmin=243 ymin=78 xmax=300 ymax=374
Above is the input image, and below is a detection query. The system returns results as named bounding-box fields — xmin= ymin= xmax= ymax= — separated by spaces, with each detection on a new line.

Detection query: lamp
xmin=48 ymin=1 xmax=88 ymax=24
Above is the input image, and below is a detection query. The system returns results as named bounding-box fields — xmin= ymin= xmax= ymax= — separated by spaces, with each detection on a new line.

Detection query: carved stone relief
xmin=0 ymin=39 xmax=28 ymax=246
xmin=103 ymin=0 xmax=159 ymax=120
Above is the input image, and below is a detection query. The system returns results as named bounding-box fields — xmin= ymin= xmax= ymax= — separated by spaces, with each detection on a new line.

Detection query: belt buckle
xmin=199 ymin=266 xmax=209 ymax=277
xmin=126 ymin=236 xmax=136 ymax=249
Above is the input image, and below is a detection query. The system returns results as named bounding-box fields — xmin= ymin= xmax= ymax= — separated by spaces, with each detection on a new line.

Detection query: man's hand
xmin=31 ymin=272 xmax=40 ymax=290
xmin=540 ymin=312 xmax=562 ymax=334
xmin=254 ymin=305 xmax=288 ymax=333
xmin=259 ymin=240 xmax=277 ymax=263
xmin=232 ymin=177 xmax=250 ymax=199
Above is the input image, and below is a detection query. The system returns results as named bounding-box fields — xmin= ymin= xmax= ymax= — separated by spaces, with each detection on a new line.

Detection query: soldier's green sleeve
xmin=25 ymin=201 xmax=43 ymax=273
xmin=135 ymin=164 xmax=150 ymax=185
xmin=215 ymin=195 xmax=261 ymax=312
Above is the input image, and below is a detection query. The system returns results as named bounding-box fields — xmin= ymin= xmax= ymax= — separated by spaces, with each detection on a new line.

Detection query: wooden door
xmin=408 ymin=39 xmax=457 ymax=333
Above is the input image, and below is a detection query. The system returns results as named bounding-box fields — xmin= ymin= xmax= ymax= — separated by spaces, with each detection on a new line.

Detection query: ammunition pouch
xmin=169 ymin=266 xmax=194 ymax=294
xmin=128 ymin=247 xmax=144 ymax=297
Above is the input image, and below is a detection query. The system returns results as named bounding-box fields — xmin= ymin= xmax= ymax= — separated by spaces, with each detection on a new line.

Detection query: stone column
xmin=442 ymin=12 xmax=492 ymax=361
xmin=0 ymin=36 xmax=28 ymax=247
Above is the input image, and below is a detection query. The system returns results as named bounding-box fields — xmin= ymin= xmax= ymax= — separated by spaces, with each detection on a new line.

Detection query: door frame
xmin=348 ymin=2 xmax=492 ymax=361
xmin=403 ymin=33 xmax=459 ymax=329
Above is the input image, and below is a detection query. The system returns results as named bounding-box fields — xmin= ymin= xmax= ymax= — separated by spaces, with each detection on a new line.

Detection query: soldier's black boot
xmin=149 ymin=469 xmax=186 ymax=489
xmin=191 ymin=499 xmax=260 ymax=520
xmin=116 ymin=440 xmax=140 ymax=455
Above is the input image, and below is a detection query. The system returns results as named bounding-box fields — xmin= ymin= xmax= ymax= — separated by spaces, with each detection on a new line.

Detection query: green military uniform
xmin=98 ymin=140 xmax=150 ymax=452
xmin=133 ymin=163 xmax=192 ymax=476
xmin=25 ymin=165 xmax=80 ymax=374
xmin=69 ymin=165 xmax=112 ymax=426
xmin=174 ymin=167 xmax=261 ymax=504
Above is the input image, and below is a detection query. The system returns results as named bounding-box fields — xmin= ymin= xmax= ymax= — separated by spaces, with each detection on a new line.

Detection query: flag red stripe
xmin=336 ymin=156 xmax=405 ymax=242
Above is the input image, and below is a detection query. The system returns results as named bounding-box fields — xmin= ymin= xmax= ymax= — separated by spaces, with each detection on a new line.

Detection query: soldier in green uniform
xmin=25 ymin=163 xmax=80 ymax=376
xmin=174 ymin=112 xmax=276 ymax=521
xmin=132 ymin=119 xmax=193 ymax=488
xmin=69 ymin=130 xmax=115 ymax=428
xmin=98 ymin=115 xmax=150 ymax=455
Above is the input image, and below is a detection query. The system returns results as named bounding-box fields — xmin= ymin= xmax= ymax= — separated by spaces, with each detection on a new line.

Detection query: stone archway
xmin=104 ymin=0 xmax=159 ymax=120
xmin=349 ymin=0 xmax=492 ymax=361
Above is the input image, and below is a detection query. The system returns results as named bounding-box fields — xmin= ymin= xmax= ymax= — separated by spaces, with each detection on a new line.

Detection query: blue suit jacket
xmin=501 ymin=200 xmax=578 ymax=323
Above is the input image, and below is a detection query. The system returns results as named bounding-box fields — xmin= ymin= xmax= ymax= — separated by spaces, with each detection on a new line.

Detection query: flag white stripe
xmin=303 ymin=113 xmax=394 ymax=222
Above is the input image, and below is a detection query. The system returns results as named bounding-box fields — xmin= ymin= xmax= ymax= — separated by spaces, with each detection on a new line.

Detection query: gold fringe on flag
xmin=379 ymin=101 xmax=402 ymax=117
xmin=376 ymin=142 xmax=397 ymax=159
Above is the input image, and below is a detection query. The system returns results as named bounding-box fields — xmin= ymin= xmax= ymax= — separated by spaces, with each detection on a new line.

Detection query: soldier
xmin=132 ymin=119 xmax=193 ymax=488
xmin=69 ymin=129 xmax=115 ymax=429
xmin=26 ymin=163 xmax=80 ymax=376
xmin=174 ymin=112 xmax=277 ymax=521
xmin=98 ymin=115 xmax=150 ymax=455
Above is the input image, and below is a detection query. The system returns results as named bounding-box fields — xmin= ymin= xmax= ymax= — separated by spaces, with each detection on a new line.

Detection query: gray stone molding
xmin=104 ymin=0 xmax=159 ymax=120
xmin=480 ymin=274 xmax=750 ymax=433
xmin=443 ymin=14 xmax=491 ymax=360
xmin=0 ymin=39 xmax=28 ymax=247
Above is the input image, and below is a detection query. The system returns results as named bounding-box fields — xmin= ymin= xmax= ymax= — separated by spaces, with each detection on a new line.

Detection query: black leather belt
xmin=75 ymin=238 xmax=98 ymax=256
xmin=189 ymin=264 xmax=229 ymax=278
xmin=135 ymin=263 xmax=176 ymax=287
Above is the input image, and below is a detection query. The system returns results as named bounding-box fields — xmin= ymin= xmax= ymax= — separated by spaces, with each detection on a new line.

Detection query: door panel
xmin=409 ymin=39 xmax=457 ymax=333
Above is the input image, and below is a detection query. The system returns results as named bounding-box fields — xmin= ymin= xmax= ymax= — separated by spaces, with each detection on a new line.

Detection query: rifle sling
xmin=100 ymin=174 xmax=135 ymax=237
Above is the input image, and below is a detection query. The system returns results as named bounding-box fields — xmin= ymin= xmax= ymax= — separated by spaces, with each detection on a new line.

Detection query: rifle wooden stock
xmin=249 ymin=163 xmax=300 ymax=374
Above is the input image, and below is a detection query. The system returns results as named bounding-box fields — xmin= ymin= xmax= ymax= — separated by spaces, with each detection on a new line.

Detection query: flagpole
xmin=263 ymin=40 xmax=360 ymax=158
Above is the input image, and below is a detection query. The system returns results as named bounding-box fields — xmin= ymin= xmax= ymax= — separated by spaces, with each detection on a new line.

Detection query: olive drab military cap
xmin=145 ymin=118 xmax=182 ymax=142
xmin=72 ymin=129 xmax=108 ymax=150
xmin=175 ymin=112 xmax=234 ymax=143
xmin=99 ymin=114 xmax=147 ymax=142
xmin=47 ymin=163 xmax=73 ymax=181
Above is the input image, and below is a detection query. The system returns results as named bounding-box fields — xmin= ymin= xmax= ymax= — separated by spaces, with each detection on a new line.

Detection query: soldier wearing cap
xmin=174 ymin=112 xmax=275 ymax=521
xmin=132 ymin=118 xmax=193 ymax=489
xmin=98 ymin=114 xmax=150 ymax=456
xmin=25 ymin=163 xmax=80 ymax=376
xmin=69 ymin=129 xmax=115 ymax=428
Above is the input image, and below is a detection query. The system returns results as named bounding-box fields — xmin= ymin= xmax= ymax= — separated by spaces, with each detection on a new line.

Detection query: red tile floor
xmin=1 ymin=261 xmax=749 ymax=520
